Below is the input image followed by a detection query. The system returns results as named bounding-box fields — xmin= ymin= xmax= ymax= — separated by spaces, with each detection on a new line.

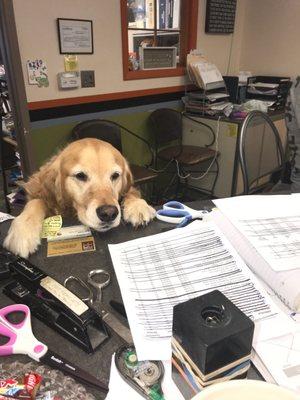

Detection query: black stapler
xmin=1 ymin=248 xmax=109 ymax=353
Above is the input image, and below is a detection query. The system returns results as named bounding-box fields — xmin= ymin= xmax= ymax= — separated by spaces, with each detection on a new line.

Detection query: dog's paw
xmin=123 ymin=199 xmax=156 ymax=227
xmin=3 ymin=216 xmax=42 ymax=258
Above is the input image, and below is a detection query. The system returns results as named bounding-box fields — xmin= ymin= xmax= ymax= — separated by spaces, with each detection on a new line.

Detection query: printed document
xmin=214 ymin=194 xmax=300 ymax=272
xmin=210 ymin=196 xmax=300 ymax=393
xmin=255 ymin=329 xmax=300 ymax=393
xmin=0 ymin=211 xmax=14 ymax=223
xmin=109 ymin=221 xmax=291 ymax=361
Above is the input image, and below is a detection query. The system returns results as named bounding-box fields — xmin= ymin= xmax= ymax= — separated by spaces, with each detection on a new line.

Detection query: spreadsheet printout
xmin=109 ymin=221 xmax=291 ymax=360
xmin=210 ymin=208 xmax=300 ymax=312
xmin=214 ymin=194 xmax=300 ymax=272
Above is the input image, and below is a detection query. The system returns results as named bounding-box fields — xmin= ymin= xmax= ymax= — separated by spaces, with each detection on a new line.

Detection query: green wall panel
xmin=30 ymin=111 xmax=159 ymax=168
xmin=31 ymin=123 xmax=76 ymax=167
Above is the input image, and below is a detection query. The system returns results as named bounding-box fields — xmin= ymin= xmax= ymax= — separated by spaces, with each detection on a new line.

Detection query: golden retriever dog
xmin=4 ymin=138 xmax=155 ymax=258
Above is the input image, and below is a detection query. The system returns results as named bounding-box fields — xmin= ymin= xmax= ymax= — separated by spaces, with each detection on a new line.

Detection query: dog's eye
xmin=74 ymin=172 xmax=88 ymax=181
xmin=111 ymin=172 xmax=120 ymax=181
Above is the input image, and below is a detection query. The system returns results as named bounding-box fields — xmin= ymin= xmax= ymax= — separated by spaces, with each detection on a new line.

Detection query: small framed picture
xmin=57 ymin=18 xmax=93 ymax=54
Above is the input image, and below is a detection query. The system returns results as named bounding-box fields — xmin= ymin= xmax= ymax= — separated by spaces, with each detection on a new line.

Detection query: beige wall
xmin=13 ymin=0 xmax=300 ymax=104
xmin=12 ymin=0 xmax=246 ymax=103
xmin=240 ymin=0 xmax=300 ymax=78
xmin=197 ymin=0 xmax=246 ymax=76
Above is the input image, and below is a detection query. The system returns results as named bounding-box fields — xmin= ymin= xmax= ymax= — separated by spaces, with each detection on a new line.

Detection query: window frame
xmin=120 ymin=0 xmax=199 ymax=80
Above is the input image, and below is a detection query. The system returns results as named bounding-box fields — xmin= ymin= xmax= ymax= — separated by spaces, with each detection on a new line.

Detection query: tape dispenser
xmin=171 ymin=290 xmax=254 ymax=399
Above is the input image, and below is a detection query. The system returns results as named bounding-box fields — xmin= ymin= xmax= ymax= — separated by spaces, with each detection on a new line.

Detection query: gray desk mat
xmin=0 ymin=201 xmax=262 ymax=399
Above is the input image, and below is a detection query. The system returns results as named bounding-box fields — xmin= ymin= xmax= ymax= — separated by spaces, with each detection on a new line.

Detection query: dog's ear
xmin=23 ymin=154 xmax=64 ymax=212
xmin=121 ymin=158 xmax=133 ymax=196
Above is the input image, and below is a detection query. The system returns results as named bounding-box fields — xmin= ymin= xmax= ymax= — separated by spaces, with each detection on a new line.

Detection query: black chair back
xmin=149 ymin=108 xmax=182 ymax=146
xmin=72 ymin=119 xmax=122 ymax=152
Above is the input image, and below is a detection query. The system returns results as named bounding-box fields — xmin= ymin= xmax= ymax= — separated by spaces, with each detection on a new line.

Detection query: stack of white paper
xmin=107 ymin=196 xmax=300 ymax=396
xmin=109 ymin=221 xmax=292 ymax=361
xmin=213 ymin=194 xmax=300 ymax=311
xmin=211 ymin=194 xmax=300 ymax=393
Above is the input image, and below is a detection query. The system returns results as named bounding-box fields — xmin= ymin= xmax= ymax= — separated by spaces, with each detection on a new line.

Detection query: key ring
xmin=87 ymin=269 xmax=110 ymax=303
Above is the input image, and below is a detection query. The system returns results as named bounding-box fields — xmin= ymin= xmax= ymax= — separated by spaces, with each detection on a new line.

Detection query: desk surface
xmin=0 ymin=201 xmax=262 ymax=399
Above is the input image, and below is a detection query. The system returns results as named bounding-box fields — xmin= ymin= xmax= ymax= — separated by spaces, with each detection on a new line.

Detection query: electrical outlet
xmin=81 ymin=70 xmax=95 ymax=88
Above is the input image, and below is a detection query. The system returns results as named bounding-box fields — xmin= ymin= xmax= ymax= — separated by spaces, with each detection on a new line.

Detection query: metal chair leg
xmin=160 ymin=171 xmax=178 ymax=202
xmin=210 ymin=158 xmax=220 ymax=197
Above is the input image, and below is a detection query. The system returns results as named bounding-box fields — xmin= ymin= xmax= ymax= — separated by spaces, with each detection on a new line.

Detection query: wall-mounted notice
xmin=57 ymin=18 xmax=93 ymax=54
xmin=26 ymin=59 xmax=49 ymax=87
xmin=205 ymin=0 xmax=237 ymax=34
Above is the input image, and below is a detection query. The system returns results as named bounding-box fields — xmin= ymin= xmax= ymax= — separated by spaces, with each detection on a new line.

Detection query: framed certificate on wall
xmin=57 ymin=18 xmax=93 ymax=54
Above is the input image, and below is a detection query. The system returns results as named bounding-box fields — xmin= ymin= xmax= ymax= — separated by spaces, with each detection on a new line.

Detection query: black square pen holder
xmin=172 ymin=290 xmax=254 ymax=399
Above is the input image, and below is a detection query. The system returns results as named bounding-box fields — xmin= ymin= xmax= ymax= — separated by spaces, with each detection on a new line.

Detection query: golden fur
xmin=4 ymin=138 xmax=155 ymax=258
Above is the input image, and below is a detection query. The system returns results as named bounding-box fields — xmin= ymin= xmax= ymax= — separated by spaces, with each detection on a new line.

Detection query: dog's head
xmin=25 ymin=138 xmax=133 ymax=232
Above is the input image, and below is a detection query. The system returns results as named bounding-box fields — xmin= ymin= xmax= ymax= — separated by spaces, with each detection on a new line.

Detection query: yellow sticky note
xmin=64 ymin=55 xmax=78 ymax=72
xmin=227 ymin=123 xmax=238 ymax=137
xmin=42 ymin=215 xmax=63 ymax=238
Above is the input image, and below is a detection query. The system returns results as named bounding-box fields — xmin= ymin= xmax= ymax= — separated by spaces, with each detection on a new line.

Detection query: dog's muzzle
xmin=96 ymin=205 xmax=119 ymax=223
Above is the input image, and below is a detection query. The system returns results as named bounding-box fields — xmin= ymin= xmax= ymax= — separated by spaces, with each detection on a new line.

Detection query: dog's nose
xmin=96 ymin=205 xmax=119 ymax=223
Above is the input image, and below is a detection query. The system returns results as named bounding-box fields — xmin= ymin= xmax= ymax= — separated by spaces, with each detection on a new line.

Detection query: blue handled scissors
xmin=156 ymin=201 xmax=210 ymax=227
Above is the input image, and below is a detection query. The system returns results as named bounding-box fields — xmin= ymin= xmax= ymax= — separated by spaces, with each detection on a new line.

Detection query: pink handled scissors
xmin=0 ymin=304 xmax=108 ymax=392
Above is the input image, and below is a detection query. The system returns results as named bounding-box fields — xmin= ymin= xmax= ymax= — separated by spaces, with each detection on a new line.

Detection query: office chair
xmin=71 ymin=119 xmax=157 ymax=187
xmin=239 ymin=110 xmax=285 ymax=195
xmin=149 ymin=108 xmax=219 ymax=200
